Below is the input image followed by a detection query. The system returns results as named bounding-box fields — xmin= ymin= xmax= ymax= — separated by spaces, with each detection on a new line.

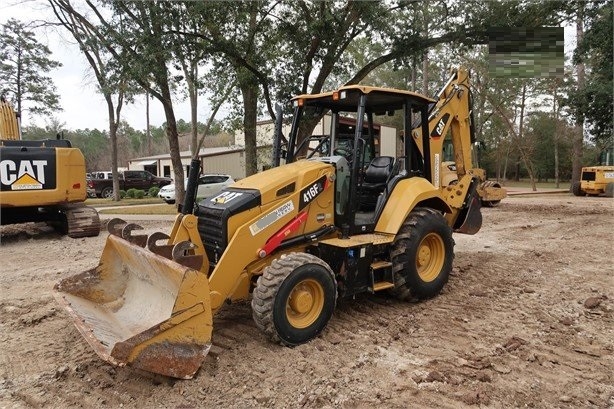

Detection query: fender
xmin=375 ymin=178 xmax=451 ymax=235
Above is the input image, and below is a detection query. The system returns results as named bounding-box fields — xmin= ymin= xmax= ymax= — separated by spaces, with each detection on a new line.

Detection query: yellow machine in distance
xmin=55 ymin=70 xmax=483 ymax=379
xmin=573 ymin=166 xmax=614 ymax=197
xmin=0 ymin=99 xmax=100 ymax=237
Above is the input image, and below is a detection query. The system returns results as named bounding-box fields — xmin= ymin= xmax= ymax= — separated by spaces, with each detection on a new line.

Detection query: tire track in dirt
xmin=1 ymin=196 xmax=613 ymax=408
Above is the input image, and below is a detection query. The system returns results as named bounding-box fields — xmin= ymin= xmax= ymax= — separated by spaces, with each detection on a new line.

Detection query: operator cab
xmin=283 ymin=86 xmax=435 ymax=236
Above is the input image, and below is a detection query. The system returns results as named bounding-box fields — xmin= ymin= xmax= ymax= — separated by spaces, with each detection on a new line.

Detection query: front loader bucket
xmin=54 ymin=234 xmax=213 ymax=379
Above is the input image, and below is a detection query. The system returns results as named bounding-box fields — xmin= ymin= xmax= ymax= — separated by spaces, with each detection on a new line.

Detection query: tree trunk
xmin=241 ymin=84 xmax=259 ymax=176
xmin=503 ymin=139 xmax=511 ymax=181
xmin=422 ymin=54 xmax=429 ymax=96
xmin=187 ymin=63 xmax=199 ymax=156
xmin=411 ymin=57 xmax=417 ymax=91
xmin=422 ymin=2 xmax=429 ymax=96
xmin=110 ymin=120 xmax=120 ymax=201
xmin=104 ymin=94 xmax=121 ymax=202
xmin=517 ymin=84 xmax=537 ymax=191
xmin=146 ymin=90 xmax=151 ymax=156
xmin=159 ymin=82 xmax=184 ymax=206
xmin=553 ymin=81 xmax=560 ymax=188
xmin=571 ymin=4 xmax=585 ymax=191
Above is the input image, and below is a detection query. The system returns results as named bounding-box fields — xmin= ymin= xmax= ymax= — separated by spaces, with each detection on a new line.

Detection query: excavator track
xmin=62 ymin=203 xmax=101 ymax=238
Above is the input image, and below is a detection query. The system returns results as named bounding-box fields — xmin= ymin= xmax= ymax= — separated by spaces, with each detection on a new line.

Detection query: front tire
xmin=572 ymin=181 xmax=585 ymax=197
xmin=390 ymin=207 xmax=454 ymax=301
xmin=604 ymin=183 xmax=614 ymax=198
xmin=252 ymin=253 xmax=337 ymax=346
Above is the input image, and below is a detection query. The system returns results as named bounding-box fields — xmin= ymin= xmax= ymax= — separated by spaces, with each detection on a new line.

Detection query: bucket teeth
xmin=172 ymin=241 xmax=203 ymax=271
xmin=147 ymin=231 xmax=173 ymax=259
xmin=107 ymin=218 xmax=127 ymax=236
xmin=122 ymin=223 xmax=147 ymax=247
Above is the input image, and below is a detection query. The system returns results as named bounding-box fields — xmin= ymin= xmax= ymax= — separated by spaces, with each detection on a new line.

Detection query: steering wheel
xmin=333 ymin=147 xmax=353 ymax=164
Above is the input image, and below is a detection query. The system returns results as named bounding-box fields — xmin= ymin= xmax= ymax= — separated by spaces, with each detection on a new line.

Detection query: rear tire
xmin=101 ymin=187 xmax=114 ymax=199
xmin=390 ymin=207 xmax=454 ymax=301
xmin=605 ymin=183 xmax=614 ymax=198
xmin=252 ymin=253 xmax=337 ymax=346
xmin=572 ymin=181 xmax=585 ymax=197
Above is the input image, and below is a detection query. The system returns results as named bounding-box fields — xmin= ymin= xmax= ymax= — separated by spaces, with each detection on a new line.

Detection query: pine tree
xmin=0 ymin=18 xmax=62 ymax=123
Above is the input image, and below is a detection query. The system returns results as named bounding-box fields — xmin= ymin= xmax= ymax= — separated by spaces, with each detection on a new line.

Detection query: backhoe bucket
xmin=54 ymin=234 xmax=213 ymax=379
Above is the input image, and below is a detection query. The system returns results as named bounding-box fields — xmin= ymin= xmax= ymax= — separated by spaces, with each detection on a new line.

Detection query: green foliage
xmin=125 ymin=188 xmax=145 ymax=199
xmin=573 ymin=2 xmax=613 ymax=145
xmin=148 ymin=186 xmax=160 ymax=197
xmin=44 ymin=0 xmax=578 ymax=183
xmin=526 ymin=113 xmax=573 ymax=181
xmin=119 ymin=190 xmax=127 ymax=199
xmin=0 ymin=18 xmax=62 ymax=122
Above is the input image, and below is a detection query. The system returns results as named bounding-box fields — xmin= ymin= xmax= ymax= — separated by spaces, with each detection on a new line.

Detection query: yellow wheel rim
xmin=416 ymin=233 xmax=445 ymax=282
xmin=286 ymin=278 xmax=325 ymax=329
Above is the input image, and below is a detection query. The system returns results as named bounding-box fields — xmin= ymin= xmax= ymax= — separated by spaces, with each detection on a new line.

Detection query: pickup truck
xmin=88 ymin=170 xmax=172 ymax=198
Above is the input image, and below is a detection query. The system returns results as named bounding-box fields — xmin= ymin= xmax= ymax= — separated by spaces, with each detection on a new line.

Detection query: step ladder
xmin=369 ymin=260 xmax=394 ymax=292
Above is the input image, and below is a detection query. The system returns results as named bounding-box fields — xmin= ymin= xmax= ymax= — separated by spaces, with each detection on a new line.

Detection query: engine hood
xmin=232 ymin=160 xmax=333 ymax=206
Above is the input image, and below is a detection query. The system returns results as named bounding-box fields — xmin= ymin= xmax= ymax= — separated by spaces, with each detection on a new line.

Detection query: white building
xmin=128 ymin=146 xmax=247 ymax=181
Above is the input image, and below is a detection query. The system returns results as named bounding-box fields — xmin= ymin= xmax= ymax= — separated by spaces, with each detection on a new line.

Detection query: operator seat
xmin=360 ymin=156 xmax=394 ymax=209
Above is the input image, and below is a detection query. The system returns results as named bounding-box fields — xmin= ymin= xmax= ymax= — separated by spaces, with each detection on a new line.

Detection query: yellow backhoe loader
xmin=55 ymin=69 xmax=483 ymax=379
xmin=0 ymin=99 xmax=100 ymax=237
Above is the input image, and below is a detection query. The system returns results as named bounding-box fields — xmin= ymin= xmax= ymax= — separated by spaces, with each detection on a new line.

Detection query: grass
xmin=97 ymin=203 xmax=179 ymax=215
xmin=86 ymin=197 xmax=164 ymax=207
xmin=499 ymin=180 xmax=570 ymax=190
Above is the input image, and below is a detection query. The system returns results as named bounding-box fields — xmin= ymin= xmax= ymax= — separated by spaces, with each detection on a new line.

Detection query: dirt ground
xmin=0 ymin=194 xmax=612 ymax=408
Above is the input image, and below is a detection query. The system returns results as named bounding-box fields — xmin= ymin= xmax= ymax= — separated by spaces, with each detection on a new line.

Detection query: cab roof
xmin=291 ymin=85 xmax=436 ymax=113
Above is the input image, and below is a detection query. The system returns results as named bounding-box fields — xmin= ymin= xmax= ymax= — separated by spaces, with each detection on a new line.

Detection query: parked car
xmin=91 ymin=171 xmax=113 ymax=180
xmin=88 ymin=170 xmax=172 ymax=198
xmin=85 ymin=174 xmax=97 ymax=198
xmin=158 ymin=174 xmax=235 ymax=204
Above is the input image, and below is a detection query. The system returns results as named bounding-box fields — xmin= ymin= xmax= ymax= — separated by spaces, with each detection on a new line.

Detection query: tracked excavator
xmin=54 ymin=68 xmax=483 ymax=379
xmin=0 ymin=99 xmax=100 ymax=237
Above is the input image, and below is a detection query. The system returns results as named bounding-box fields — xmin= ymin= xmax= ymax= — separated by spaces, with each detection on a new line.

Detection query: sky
xmin=1 ymin=0 xmax=197 ymax=131
xmin=1 ymin=1 xmax=579 ymax=133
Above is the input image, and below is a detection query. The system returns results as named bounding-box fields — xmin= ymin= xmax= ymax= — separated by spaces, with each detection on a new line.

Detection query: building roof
xmin=130 ymin=145 xmax=244 ymax=162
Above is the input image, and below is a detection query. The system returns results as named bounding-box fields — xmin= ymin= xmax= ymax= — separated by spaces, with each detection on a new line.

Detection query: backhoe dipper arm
xmin=411 ymin=67 xmax=475 ymax=188
xmin=411 ymin=67 xmax=482 ymax=234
